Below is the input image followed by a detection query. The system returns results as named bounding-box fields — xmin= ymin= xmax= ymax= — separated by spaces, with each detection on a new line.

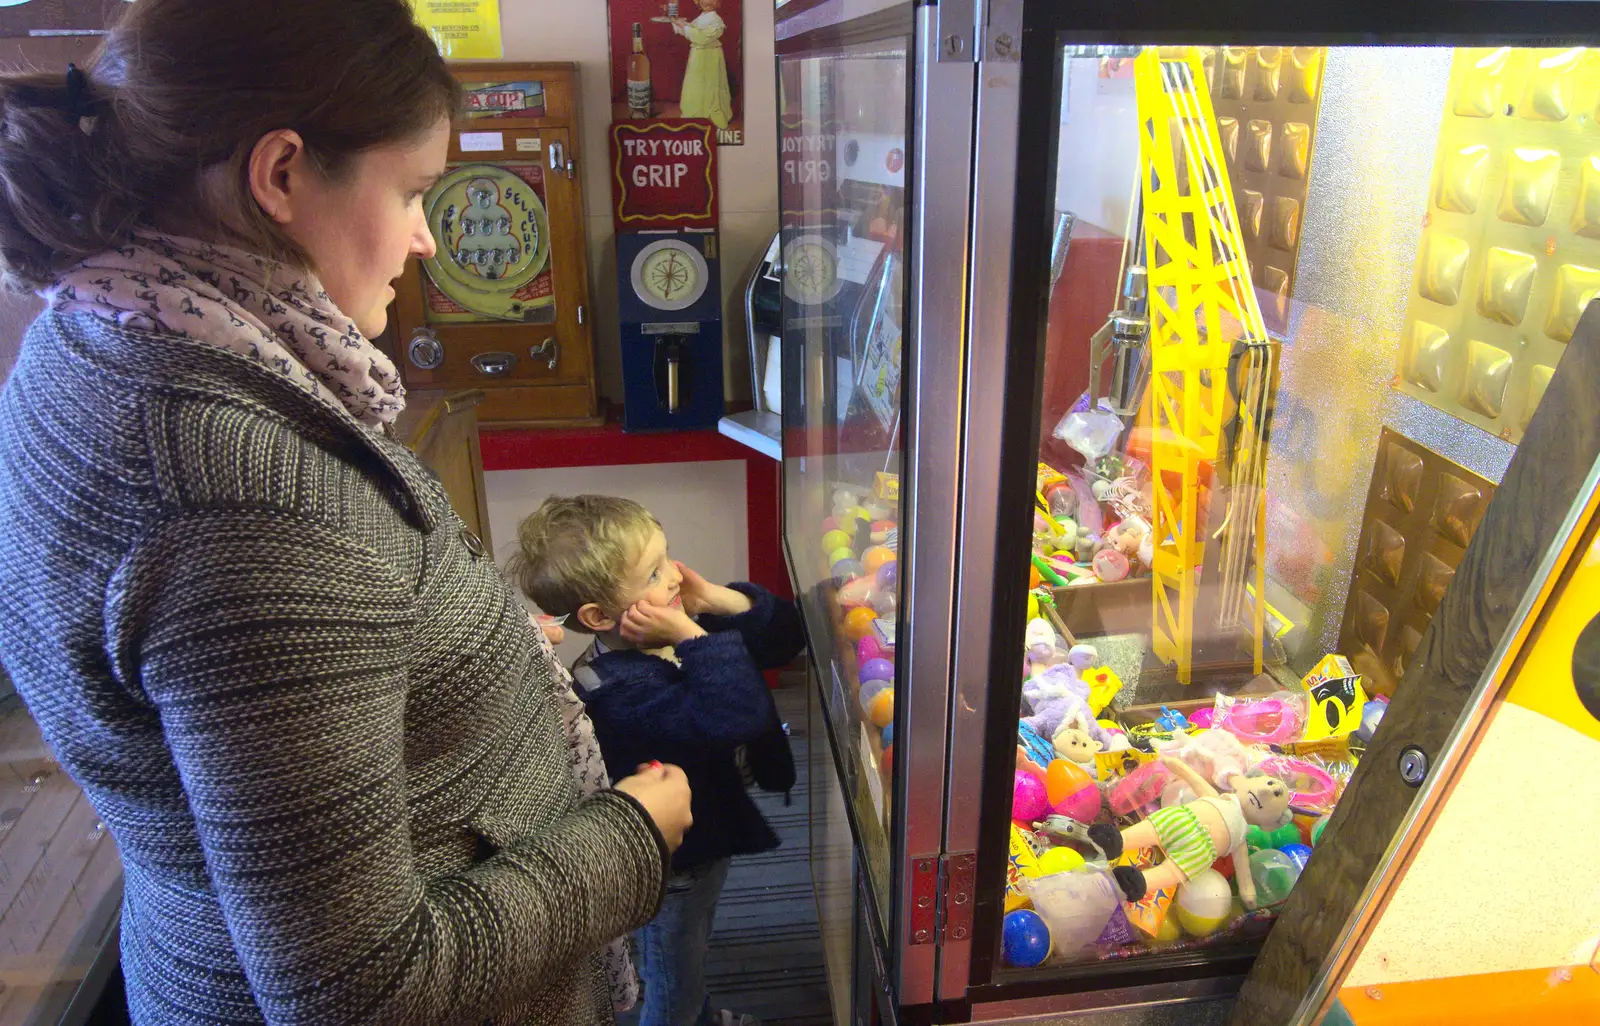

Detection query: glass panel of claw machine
xmin=995 ymin=36 xmax=1600 ymax=988
xmin=778 ymin=36 xmax=909 ymax=935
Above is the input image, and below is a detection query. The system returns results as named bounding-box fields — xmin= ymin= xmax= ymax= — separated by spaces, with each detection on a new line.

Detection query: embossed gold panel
xmin=1200 ymin=46 xmax=1327 ymax=335
xmin=1395 ymin=47 xmax=1600 ymax=443
xmin=1338 ymin=430 xmax=1497 ymax=697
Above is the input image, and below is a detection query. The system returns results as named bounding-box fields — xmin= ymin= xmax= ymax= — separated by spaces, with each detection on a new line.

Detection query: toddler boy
xmin=511 ymin=495 xmax=802 ymax=1026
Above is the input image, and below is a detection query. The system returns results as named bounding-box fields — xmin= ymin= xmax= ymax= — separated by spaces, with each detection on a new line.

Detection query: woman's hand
xmin=615 ymin=762 xmax=693 ymax=851
xmin=674 ymin=562 xmax=752 ymax=618
xmin=620 ymin=600 xmax=705 ymax=648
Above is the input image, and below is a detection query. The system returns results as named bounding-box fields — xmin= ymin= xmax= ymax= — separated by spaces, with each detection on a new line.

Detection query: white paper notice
xmin=459 ymin=131 xmax=504 ymax=153
xmin=515 ymin=137 xmax=543 ymax=153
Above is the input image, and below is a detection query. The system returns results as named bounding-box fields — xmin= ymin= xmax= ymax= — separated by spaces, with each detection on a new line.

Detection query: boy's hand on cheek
xmin=620 ymin=600 xmax=707 ymax=648
xmin=674 ymin=561 xmax=753 ymax=617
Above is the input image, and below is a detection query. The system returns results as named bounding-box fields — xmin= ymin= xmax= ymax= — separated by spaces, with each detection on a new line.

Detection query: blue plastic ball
xmin=875 ymin=560 xmax=899 ymax=591
xmin=882 ymin=722 xmax=895 ymax=748
xmin=833 ymin=559 xmax=865 ymax=580
xmin=1279 ymin=843 xmax=1313 ymax=871
xmin=1002 ymin=909 xmax=1052 ymax=968
xmin=860 ymin=658 xmax=895 ymax=684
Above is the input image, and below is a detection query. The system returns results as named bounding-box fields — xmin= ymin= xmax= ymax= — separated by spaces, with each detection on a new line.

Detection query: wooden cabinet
xmin=391 ymin=63 xmax=601 ymax=427
xmin=396 ymin=389 xmax=493 ymax=554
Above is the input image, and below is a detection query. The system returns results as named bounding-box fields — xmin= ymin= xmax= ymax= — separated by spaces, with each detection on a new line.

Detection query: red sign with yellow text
xmin=610 ymin=119 xmax=718 ymax=234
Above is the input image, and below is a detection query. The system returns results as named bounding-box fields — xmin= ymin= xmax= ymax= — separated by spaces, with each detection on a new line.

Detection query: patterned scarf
xmin=528 ymin=616 xmax=641 ymax=1012
xmin=42 ymin=231 xmax=406 ymax=427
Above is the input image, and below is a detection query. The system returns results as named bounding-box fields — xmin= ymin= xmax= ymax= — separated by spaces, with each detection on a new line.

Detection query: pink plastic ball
xmin=1013 ymin=770 xmax=1050 ymax=824
xmin=1188 ymin=707 xmax=1216 ymax=729
xmin=858 ymin=636 xmax=886 ymax=664
xmin=1052 ymin=784 xmax=1103 ymax=823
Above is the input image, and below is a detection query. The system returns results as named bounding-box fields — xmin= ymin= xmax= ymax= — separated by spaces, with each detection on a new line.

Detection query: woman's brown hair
xmin=0 ymin=0 xmax=459 ymax=290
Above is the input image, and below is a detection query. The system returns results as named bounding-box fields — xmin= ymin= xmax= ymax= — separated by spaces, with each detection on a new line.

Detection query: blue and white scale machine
xmin=616 ymin=229 xmax=725 ymax=431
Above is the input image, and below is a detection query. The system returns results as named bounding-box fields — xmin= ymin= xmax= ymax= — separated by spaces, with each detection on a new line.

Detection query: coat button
xmin=460 ymin=527 xmax=485 ymax=557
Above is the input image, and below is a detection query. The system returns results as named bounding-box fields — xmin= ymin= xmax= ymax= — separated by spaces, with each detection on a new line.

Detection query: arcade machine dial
xmin=630 ymin=238 xmax=711 ymax=312
xmin=783 ymin=235 xmax=843 ymax=306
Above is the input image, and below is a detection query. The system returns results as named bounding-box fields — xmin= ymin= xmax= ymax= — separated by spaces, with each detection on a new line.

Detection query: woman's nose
xmin=413 ymin=215 xmax=437 ymax=260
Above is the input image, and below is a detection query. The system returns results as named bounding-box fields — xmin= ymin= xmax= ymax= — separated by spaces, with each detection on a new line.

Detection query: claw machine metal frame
xmin=776 ymin=2 xmax=1600 ymax=1024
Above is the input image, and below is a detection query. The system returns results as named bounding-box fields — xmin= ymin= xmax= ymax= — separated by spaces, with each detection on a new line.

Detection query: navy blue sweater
xmin=572 ymin=583 xmax=804 ymax=872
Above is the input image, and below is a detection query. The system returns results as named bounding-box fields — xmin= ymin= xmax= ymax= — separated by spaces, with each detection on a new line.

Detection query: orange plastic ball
xmin=868 ymin=688 xmax=895 ymax=728
xmin=843 ymin=606 xmax=878 ymax=641
xmin=1044 ymin=759 xmax=1094 ymax=807
xmin=1029 ymin=565 xmax=1043 ymax=589
xmin=863 ymin=546 xmax=895 ymax=573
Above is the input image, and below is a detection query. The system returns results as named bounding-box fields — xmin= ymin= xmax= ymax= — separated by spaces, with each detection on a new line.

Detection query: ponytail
xmin=0 ymin=0 xmax=458 ymax=292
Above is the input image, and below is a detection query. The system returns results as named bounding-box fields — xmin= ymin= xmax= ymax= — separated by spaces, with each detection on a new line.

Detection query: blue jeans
xmin=635 ymin=857 xmax=731 ymax=1026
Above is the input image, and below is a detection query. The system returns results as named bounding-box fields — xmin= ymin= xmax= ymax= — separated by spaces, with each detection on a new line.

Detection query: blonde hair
xmin=508 ymin=495 xmax=660 ymax=626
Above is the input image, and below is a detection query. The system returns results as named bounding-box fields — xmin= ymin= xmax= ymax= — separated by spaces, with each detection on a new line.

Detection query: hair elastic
xmin=64 ymin=64 xmax=93 ymax=118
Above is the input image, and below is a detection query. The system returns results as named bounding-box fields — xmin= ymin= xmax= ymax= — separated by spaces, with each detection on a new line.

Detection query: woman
xmin=0 ymin=2 xmax=692 ymax=1024
xmin=672 ymin=0 xmax=734 ymax=131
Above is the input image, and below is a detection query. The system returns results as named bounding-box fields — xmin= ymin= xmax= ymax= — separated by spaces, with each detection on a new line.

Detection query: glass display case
xmin=776 ymin=2 xmax=1600 ymax=1023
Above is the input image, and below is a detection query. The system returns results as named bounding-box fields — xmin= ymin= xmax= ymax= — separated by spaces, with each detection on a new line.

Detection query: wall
xmin=497 ymin=0 xmax=778 ymax=408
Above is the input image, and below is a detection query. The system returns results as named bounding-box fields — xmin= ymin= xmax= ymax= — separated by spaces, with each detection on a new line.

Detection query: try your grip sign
xmin=609 ymin=119 xmax=719 ymax=234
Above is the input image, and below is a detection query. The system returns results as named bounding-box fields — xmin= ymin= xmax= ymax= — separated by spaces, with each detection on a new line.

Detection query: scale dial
xmin=421 ymin=163 xmax=551 ymax=321
xmin=782 ymin=234 xmax=843 ymax=306
xmin=629 ymin=238 xmax=711 ymax=312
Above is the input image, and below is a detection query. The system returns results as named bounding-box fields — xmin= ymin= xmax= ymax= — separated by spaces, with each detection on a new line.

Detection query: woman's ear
xmin=576 ymin=602 xmax=614 ymax=633
xmin=246 ymin=128 xmax=310 ymax=225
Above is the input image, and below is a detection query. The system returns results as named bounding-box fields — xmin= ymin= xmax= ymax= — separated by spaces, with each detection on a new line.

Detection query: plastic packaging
xmin=1053 ymin=403 xmax=1126 ymax=462
xmin=1023 ymin=868 xmax=1121 ymax=956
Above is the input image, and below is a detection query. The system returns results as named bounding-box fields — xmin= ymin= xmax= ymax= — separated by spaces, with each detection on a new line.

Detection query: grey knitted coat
xmin=0 ymin=312 xmax=668 ymax=1025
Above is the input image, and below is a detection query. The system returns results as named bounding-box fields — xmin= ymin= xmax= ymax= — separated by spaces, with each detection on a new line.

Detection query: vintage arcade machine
xmin=610 ymin=118 xmax=726 ymax=431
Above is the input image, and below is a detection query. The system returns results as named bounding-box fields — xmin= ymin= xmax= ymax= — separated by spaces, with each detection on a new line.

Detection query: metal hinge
xmin=577 ymin=305 xmax=586 ymax=326
xmin=939 ymin=852 xmax=977 ymax=943
xmin=935 ymin=0 xmax=976 ymax=63
xmin=980 ymin=0 xmax=1022 ymax=64
xmin=909 ymin=852 xmax=977 ymax=946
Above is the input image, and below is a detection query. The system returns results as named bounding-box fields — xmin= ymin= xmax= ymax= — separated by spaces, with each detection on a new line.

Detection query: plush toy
xmin=1150 ymin=728 xmax=1257 ymax=788
xmin=1022 ymin=646 xmax=1101 ymax=740
xmin=1051 ymin=724 xmax=1104 ymax=775
xmin=1105 ymin=757 xmax=1293 ymax=910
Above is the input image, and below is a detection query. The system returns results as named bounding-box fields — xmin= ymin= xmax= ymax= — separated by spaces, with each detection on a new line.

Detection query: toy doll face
xmin=1054 ymin=729 xmax=1100 ymax=763
xmin=697 ymin=0 xmax=721 ymax=11
xmin=1238 ymin=775 xmax=1292 ymax=827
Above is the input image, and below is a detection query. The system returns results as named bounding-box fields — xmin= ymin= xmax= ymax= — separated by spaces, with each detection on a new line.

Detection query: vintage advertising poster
xmin=610 ymin=119 xmax=719 ymax=234
xmin=409 ymin=0 xmax=504 ymax=61
xmin=607 ymin=0 xmax=744 ymax=146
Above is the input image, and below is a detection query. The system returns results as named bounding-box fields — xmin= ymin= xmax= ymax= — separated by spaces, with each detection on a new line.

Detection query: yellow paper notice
xmin=410 ymin=0 xmax=504 ymax=60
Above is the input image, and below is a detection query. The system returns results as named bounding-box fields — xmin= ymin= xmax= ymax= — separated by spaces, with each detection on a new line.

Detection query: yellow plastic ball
xmin=829 ymin=547 xmax=856 ymax=567
xmin=868 ymin=688 xmax=895 ymax=728
xmin=1028 ymin=593 xmax=1040 ymax=622
xmin=1146 ymin=911 xmax=1183 ymax=946
xmin=1031 ymin=847 xmax=1086 ymax=877
xmin=843 ymin=606 xmax=878 ymax=641
xmin=822 ymin=529 xmax=852 ymax=554
xmin=847 ymin=505 xmax=872 ymax=526
xmin=862 ymin=546 xmax=895 ymax=573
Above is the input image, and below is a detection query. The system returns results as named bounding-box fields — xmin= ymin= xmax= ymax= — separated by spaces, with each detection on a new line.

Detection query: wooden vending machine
xmin=391 ymin=63 xmax=601 ymax=426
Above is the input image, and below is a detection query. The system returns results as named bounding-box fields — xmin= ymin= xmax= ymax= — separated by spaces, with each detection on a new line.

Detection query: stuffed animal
xmin=1103 ymin=757 xmax=1293 ymax=910
xmin=1021 ymin=646 xmax=1101 ymax=739
xmin=1051 ymin=724 xmax=1104 ymax=772
xmin=1150 ymin=728 xmax=1257 ymax=788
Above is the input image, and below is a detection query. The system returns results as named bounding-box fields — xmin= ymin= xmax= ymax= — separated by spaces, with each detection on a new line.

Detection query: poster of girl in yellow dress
xmin=608 ymin=0 xmax=744 ymax=146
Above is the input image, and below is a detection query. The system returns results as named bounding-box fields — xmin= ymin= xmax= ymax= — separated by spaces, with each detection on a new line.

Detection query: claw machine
xmin=776 ymin=2 xmax=1600 ymax=1024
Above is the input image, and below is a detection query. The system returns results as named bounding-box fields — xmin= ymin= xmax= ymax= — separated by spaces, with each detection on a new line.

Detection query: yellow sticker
xmin=409 ymin=0 xmax=504 ymax=60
